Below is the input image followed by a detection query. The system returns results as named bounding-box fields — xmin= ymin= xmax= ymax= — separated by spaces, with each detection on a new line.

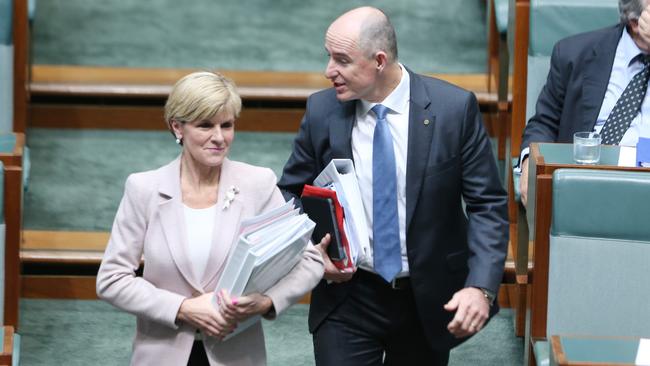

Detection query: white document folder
xmin=211 ymin=200 xmax=315 ymax=341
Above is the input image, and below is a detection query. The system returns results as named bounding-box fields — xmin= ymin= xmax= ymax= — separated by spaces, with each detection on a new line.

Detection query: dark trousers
xmin=187 ymin=340 xmax=210 ymax=366
xmin=313 ymin=269 xmax=449 ymax=366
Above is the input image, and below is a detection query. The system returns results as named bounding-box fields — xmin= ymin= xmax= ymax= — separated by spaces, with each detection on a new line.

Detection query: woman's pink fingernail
xmin=232 ymin=298 xmax=238 ymax=305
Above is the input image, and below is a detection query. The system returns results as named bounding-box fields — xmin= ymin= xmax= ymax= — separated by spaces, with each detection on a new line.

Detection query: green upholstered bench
xmin=533 ymin=168 xmax=650 ymax=365
xmin=494 ymin=0 xmax=509 ymax=35
xmin=551 ymin=335 xmax=642 ymax=365
xmin=0 ymin=0 xmax=13 ymax=134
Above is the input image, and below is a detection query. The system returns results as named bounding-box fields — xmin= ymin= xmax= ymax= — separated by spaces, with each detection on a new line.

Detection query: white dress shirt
xmin=183 ymin=204 xmax=217 ymax=280
xmin=352 ymin=64 xmax=411 ymax=276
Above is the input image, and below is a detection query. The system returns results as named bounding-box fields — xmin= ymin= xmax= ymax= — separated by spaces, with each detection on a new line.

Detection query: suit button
xmin=423 ymin=119 xmax=430 ymax=125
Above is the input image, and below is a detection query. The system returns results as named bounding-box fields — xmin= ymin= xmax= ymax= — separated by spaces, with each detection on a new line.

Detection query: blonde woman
xmin=97 ymin=71 xmax=324 ymax=366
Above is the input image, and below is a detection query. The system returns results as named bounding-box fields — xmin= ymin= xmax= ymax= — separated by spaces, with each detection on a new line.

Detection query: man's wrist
xmin=475 ymin=287 xmax=495 ymax=307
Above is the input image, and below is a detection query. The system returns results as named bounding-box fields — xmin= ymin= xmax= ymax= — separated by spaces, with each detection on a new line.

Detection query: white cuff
xmin=514 ymin=147 xmax=530 ymax=173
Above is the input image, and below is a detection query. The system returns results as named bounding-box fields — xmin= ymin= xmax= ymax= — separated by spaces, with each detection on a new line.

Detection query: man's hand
xmin=314 ymin=233 xmax=355 ymax=283
xmin=519 ymin=158 xmax=529 ymax=208
xmin=444 ymin=287 xmax=490 ymax=338
xmin=176 ymin=293 xmax=236 ymax=340
xmin=217 ymin=289 xmax=273 ymax=322
xmin=638 ymin=5 xmax=650 ymax=49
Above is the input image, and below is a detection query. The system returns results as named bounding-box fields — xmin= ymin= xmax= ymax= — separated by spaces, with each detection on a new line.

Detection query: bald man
xmin=278 ymin=7 xmax=508 ymax=365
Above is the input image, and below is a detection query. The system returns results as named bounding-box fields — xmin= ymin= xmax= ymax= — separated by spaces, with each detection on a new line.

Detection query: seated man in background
xmin=519 ymin=0 xmax=650 ymax=206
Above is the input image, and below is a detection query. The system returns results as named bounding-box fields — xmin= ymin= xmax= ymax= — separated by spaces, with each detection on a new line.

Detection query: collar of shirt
xmin=620 ymin=26 xmax=645 ymax=68
xmin=357 ymin=63 xmax=410 ymax=117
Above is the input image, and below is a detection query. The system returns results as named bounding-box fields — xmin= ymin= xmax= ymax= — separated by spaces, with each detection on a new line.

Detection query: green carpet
xmin=23 ymin=129 xmax=504 ymax=231
xmin=18 ymin=300 xmax=523 ymax=365
xmin=32 ymin=0 xmax=487 ymax=74
xmin=23 ymin=128 xmax=295 ymax=231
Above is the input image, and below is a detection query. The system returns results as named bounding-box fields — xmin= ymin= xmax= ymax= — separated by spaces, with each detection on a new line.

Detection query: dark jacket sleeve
xmin=520 ymin=39 xmax=570 ymax=152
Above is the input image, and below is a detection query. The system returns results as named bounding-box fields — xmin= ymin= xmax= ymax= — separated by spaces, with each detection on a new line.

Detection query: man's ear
xmin=629 ymin=18 xmax=640 ymax=35
xmin=375 ymin=51 xmax=389 ymax=71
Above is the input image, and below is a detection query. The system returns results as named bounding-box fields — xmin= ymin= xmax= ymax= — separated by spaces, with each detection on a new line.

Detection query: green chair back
xmin=547 ymin=169 xmax=650 ymax=338
xmin=0 ymin=0 xmax=13 ymax=133
xmin=525 ymin=0 xmax=619 ymax=121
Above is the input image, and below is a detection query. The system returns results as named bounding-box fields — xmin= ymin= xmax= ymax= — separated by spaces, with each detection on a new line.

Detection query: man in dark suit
xmin=278 ymin=6 xmax=508 ymax=365
xmin=519 ymin=0 xmax=650 ymax=206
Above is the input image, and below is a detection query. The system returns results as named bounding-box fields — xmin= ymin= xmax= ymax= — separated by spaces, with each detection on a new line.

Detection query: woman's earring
xmin=175 ymin=137 xmax=181 ymax=145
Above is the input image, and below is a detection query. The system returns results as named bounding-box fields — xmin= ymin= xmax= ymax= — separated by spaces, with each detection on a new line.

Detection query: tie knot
xmin=640 ymin=54 xmax=650 ymax=67
xmin=372 ymin=104 xmax=389 ymax=121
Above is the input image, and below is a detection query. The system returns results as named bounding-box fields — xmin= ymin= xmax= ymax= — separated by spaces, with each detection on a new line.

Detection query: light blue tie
xmin=372 ymin=104 xmax=402 ymax=282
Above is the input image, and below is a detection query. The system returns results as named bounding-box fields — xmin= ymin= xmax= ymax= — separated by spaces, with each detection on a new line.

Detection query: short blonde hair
xmin=164 ymin=71 xmax=242 ymax=129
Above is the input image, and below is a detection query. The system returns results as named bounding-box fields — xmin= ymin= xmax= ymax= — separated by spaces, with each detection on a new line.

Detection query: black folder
xmin=301 ymin=196 xmax=347 ymax=261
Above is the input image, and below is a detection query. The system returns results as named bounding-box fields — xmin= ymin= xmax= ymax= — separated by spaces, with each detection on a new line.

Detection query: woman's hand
xmin=216 ymin=289 xmax=274 ymax=322
xmin=176 ymin=293 xmax=237 ymax=340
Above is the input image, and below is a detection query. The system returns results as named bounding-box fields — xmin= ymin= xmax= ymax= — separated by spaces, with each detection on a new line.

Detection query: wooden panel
xmin=12 ymin=0 xmax=29 ymax=134
xmin=3 ymin=167 xmax=23 ymax=329
xmin=29 ymin=104 xmax=164 ymax=130
xmin=22 ymin=275 xmax=98 ymax=299
xmin=21 ymin=275 xmax=314 ymax=305
xmin=31 ymin=65 xmax=490 ymax=91
xmin=22 ymin=230 xmax=109 ymax=251
xmin=498 ymin=284 xmax=511 ymax=308
xmin=30 ymin=103 xmax=498 ymax=135
xmin=21 ymin=250 xmax=105 ymax=265
xmin=510 ymin=0 xmax=530 ymax=158
xmin=30 ymin=104 xmax=305 ymax=132
xmin=298 ymin=293 xmax=310 ymax=305
xmin=530 ymin=173 xmax=552 ymax=339
xmin=30 ymin=65 xmax=495 ymax=104
xmin=0 ymin=326 xmax=13 ymax=365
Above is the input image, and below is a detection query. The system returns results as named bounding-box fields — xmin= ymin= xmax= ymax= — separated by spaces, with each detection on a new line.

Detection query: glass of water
xmin=573 ymin=132 xmax=601 ymax=164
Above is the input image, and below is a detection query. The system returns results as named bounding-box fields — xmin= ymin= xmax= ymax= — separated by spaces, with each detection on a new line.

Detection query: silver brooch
xmin=223 ymin=185 xmax=240 ymax=210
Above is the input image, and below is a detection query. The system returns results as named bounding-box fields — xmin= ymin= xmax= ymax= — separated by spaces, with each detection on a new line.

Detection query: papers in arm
xmin=214 ymin=199 xmax=315 ymax=298
xmin=312 ymin=159 xmax=370 ymax=267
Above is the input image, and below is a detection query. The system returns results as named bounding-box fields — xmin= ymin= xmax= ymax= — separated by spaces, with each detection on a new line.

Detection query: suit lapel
xmin=329 ymin=100 xmax=356 ymax=160
xmin=581 ymin=25 xmax=624 ymax=131
xmin=200 ymin=159 xmax=243 ymax=288
xmin=405 ymin=71 xmax=435 ymax=231
xmin=157 ymin=158 xmax=204 ymax=293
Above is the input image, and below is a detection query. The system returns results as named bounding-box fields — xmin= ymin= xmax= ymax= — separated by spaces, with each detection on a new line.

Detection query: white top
xmin=352 ymin=64 xmax=411 ymax=276
xmin=183 ymin=204 xmax=217 ymax=280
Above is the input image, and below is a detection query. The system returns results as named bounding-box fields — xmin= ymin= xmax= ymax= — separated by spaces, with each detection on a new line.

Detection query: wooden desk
xmin=525 ymin=143 xmax=649 ymax=365
xmin=551 ymin=335 xmax=642 ymax=366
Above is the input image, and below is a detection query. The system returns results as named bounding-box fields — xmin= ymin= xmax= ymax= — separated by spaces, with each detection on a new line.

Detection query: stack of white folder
xmin=212 ymin=199 xmax=315 ymax=339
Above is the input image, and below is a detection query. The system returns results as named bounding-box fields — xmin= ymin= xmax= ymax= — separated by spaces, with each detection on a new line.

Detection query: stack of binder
xmin=213 ymin=199 xmax=315 ymax=339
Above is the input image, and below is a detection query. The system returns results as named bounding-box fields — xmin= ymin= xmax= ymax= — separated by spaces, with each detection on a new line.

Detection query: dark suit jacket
xmin=278 ymin=68 xmax=509 ymax=351
xmin=521 ymin=24 xmax=624 ymax=151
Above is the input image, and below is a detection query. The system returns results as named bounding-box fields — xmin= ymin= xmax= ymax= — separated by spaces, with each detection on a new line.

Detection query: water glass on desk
xmin=573 ymin=132 xmax=601 ymax=164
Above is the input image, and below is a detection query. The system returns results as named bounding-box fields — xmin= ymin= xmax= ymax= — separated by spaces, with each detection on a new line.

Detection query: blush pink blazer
xmin=97 ymin=157 xmax=324 ymax=366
